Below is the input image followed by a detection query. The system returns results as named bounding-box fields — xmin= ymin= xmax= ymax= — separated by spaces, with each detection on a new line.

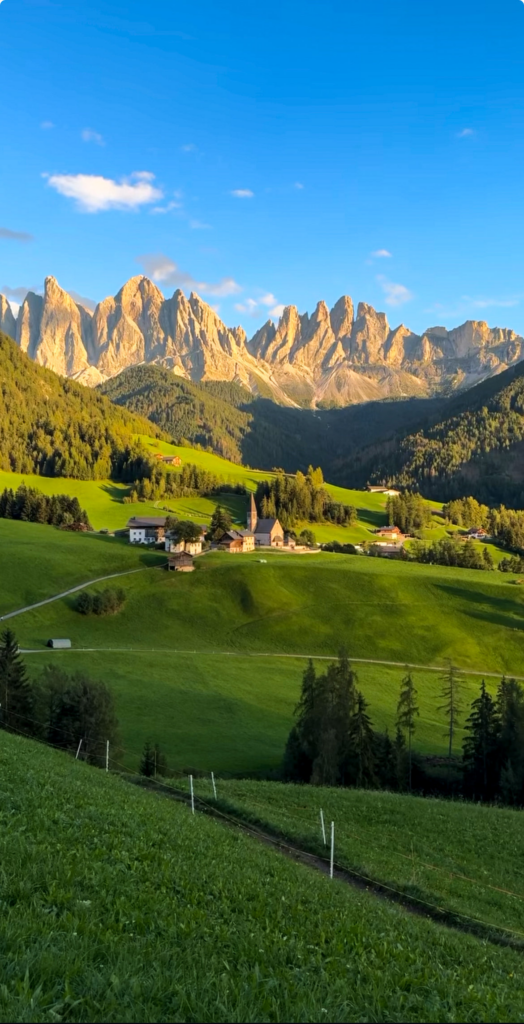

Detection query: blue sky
xmin=2 ymin=0 xmax=524 ymax=336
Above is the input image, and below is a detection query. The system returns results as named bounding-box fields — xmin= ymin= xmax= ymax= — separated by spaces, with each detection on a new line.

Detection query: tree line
xmin=0 ymin=484 xmax=91 ymax=529
xmin=255 ymin=466 xmax=356 ymax=530
xmin=127 ymin=462 xmax=246 ymax=503
xmin=408 ymin=536 xmax=494 ymax=571
xmin=443 ymin=496 xmax=524 ymax=553
xmin=283 ymin=652 xmax=524 ymax=805
xmin=386 ymin=492 xmax=431 ymax=534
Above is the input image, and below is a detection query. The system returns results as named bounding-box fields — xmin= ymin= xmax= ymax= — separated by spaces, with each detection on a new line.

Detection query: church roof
xmin=255 ymin=518 xmax=281 ymax=531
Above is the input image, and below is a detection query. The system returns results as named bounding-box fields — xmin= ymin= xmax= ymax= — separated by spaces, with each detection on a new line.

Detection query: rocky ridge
xmin=2 ymin=275 xmax=523 ymax=407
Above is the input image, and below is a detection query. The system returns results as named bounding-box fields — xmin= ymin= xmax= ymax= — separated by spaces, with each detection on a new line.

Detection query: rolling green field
xmin=2 ymin=731 xmax=524 ymax=1023
xmin=194 ymin=779 xmax=524 ymax=941
xmin=2 ymin=518 xmax=523 ymax=771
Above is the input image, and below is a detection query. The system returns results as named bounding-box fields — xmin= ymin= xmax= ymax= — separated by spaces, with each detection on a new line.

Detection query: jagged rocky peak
xmin=350 ymin=302 xmax=390 ymax=364
xmin=0 ymin=295 xmax=16 ymax=339
xmin=329 ymin=295 xmax=354 ymax=347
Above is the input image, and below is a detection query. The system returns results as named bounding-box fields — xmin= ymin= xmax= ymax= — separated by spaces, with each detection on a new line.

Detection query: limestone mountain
xmin=2 ymin=274 xmax=524 ymax=407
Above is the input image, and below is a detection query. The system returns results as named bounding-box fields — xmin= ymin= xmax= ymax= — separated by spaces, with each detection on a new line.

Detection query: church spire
xmin=248 ymin=492 xmax=257 ymax=532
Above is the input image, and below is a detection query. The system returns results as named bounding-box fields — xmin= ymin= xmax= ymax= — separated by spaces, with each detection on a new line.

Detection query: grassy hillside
xmin=3 ymin=521 xmax=523 ymax=770
xmin=0 ymin=331 xmax=163 ymax=479
xmin=195 ymin=778 xmax=524 ymax=941
xmin=2 ymin=730 xmax=523 ymax=1022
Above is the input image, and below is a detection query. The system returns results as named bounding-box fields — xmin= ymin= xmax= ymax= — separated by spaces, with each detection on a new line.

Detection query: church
xmin=248 ymin=493 xmax=284 ymax=547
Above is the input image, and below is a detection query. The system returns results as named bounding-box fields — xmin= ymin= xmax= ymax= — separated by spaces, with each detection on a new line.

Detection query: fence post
xmin=330 ymin=821 xmax=335 ymax=879
xmin=320 ymin=808 xmax=327 ymax=846
xmin=75 ymin=738 xmax=83 ymax=760
xmin=211 ymin=771 xmax=217 ymax=800
xmin=105 ymin=740 xmax=109 ymax=773
xmin=189 ymin=774 xmax=195 ymax=815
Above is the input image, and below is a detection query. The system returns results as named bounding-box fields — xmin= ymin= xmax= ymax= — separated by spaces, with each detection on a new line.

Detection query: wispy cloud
xmin=294 ymin=182 xmax=304 ymax=190
xmin=230 ymin=189 xmax=254 ymax=198
xmin=371 ymin=249 xmax=392 ymax=258
xmin=456 ymin=128 xmax=475 ymax=138
xmin=138 ymin=253 xmax=241 ymax=298
xmin=81 ymin=128 xmax=105 ymax=146
xmin=234 ymin=292 xmax=284 ymax=318
xmin=69 ymin=290 xmax=97 ymax=312
xmin=181 ymin=143 xmax=197 ymax=152
xmin=426 ymin=295 xmax=521 ymax=318
xmin=0 ymin=227 xmax=33 ymax=242
xmin=151 ymin=200 xmax=183 ymax=215
xmin=190 ymin=219 xmax=211 ymax=230
xmin=45 ymin=171 xmax=162 ymax=212
xmin=377 ymin=275 xmax=413 ymax=307
xmin=1 ymin=284 xmax=40 ymax=312
xmin=40 ymin=121 xmax=54 ymax=130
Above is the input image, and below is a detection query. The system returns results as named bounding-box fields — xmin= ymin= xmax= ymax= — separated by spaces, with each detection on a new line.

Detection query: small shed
xmin=47 ymin=638 xmax=72 ymax=649
xmin=167 ymin=552 xmax=194 ymax=572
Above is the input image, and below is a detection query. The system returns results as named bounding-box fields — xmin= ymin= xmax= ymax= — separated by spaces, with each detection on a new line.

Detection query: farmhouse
xmin=367 ymin=486 xmax=401 ymax=496
xmin=219 ymin=529 xmax=256 ymax=553
xmin=127 ymin=516 xmax=167 ymax=544
xmin=165 ymin=537 xmax=203 ymax=555
xmin=167 ymin=552 xmax=194 ymax=572
xmin=155 ymin=454 xmax=182 ymax=466
xmin=247 ymin=493 xmax=284 ymax=547
xmin=375 ymin=526 xmax=405 ymax=542
xmin=465 ymin=527 xmax=490 ymax=540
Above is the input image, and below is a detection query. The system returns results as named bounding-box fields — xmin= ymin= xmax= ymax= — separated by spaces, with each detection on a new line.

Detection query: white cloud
xmin=181 ymin=143 xmax=197 ymax=152
xmin=81 ymin=128 xmax=105 ymax=146
xmin=230 ymin=189 xmax=254 ymax=198
xmin=138 ymin=253 xmax=241 ymax=297
xmin=461 ymin=294 xmax=519 ymax=309
xmin=234 ymin=293 xmax=284 ymax=318
xmin=259 ymin=293 xmax=277 ymax=306
xmin=190 ymin=219 xmax=211 ymax=230
xmin=45 ymin=171 xmax=162 ymax=212
xmin=456 ymin=128 xmax=475 ymax=138
xmin=40 ymin=121 xmax=54 ymax=130
xmin=371 ymin=249 xmax=392 ymax=258
xmin=151 ymin=200 xmax=182 ymax=215
xmin=0 ymin=227 xmax=33 ymax=242
xmin=377 ymin=275 xmax=413 ymax=307
xmin=269 ymin=304 xmax=285 ymax=318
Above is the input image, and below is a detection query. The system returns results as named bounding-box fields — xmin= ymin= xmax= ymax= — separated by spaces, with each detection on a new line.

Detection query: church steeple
xmin=248 ymin=492 xmax=257 ymax=532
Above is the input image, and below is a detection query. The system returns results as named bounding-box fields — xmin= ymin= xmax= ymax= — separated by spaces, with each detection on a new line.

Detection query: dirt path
xmin=18 ymin=642 xmax=524 ymax=681
xmin=1 ymin=564 xmax=166 ymax=623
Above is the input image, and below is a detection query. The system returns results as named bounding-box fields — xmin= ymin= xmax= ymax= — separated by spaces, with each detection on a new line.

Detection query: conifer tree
xmin=438 ymin=661 xmax=463 ymax=765
xmin=376 ymin=729 xmax=397 ymax=790
xmin=349 ymin=691 xmax=376 ymax=788
xmin=495 ymin=677 xmax=524 ymax=803
xmin=396 ymin=670 xmax=419 ymax=790
xmin=462 ymin=680 xmax=498 ymax=801
xmin=0 ymin=629 xmax=34 ymax=735
xmin=140 ymin=740 xmax=156 ymax=777
xmin=394 ymin=725 xmax=408 ymax=790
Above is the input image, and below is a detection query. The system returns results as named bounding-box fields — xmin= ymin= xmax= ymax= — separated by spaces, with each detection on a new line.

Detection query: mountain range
xmin=2 ymin=275 xmax=524 ymax=407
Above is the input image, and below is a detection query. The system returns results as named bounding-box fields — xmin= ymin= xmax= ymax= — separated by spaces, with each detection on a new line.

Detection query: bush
xmin=76 ymin=587 xmax=126 ymax=616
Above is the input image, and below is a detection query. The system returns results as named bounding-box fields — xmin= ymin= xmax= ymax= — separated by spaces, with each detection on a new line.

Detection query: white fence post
xmin=320 ymin=808 xmax=327 ymax=846
xmin=75 ymin=738 xmax=83 ymax=760
xmin=189 ymin=774 xmax=195 ymax=815
xmin=211 ymin=771 xmax=217 ymax=800
xmin=105 ymin=740 xmax=109 ymax=773
xmin=330 ymin=821 xmax=335 ymax=879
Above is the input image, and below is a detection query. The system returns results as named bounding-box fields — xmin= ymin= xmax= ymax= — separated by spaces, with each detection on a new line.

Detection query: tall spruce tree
xmin=349 ymin=691 xmax=376 ymax=788
xmin=438 ymin=660 xmax=463 ymax=765
xmin=396 ymin=671 xmax=419 ymax=791
xmin=140 ymin=740 xmax=156 ymax=777
xmin=375 ymin=730 xmax=397 ymax=790
xmin=462 ymin=681 xmax=498 ymax=801
xmin=495 ymin=677 xmax=524 ymax=804
xmin=0 ymin=629 xmax=34 ymax=735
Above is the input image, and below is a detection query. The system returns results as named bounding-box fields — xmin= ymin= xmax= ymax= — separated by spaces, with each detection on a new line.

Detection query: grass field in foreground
xmin=194 ymin=779 xmax=524 ymax=941
xmin=2 ymin=731 xmax=523 ymax=1023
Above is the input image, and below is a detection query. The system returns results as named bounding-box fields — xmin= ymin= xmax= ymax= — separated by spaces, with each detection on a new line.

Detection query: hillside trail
xmin=0 ymin=563 xmax=166 ymax=623
xmin=17 ymin=642 xmax=524 ymax=681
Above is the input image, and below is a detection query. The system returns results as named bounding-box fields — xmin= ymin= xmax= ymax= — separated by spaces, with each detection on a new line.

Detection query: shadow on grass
xmin=100 ymin=483 xmax=131 ymax=501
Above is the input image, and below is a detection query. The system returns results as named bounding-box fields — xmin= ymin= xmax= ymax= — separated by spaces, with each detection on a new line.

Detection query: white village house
xmin=127 ymin=516 xmax=167 ymax=544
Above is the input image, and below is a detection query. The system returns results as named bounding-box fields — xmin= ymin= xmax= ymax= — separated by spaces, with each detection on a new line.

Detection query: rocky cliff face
xmin=2 ymin=275 xmax=523 ymax=407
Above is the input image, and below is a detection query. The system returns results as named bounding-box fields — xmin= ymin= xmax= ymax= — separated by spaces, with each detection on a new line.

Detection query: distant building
xmin=375 ymin=526 xmax=405 ymax=542
xmin=47 ymin=638 xmax=72 ymax=649
xmin=367 ymin=486 xmax=401 ymax=496
xmin=127 ymin=516 xmax=167 ymax=544
xmin=155 ymin=454 xmax=182 ymax=466
xmin=167 ymin=552 xmax=194 ymax=572
xmin=248 ymin=493 xmax=284 ymax=547
xmin=219 ymin=529 xmax=256 ymax=553
xmin=464 ymin=527 xmax=490 ymax=540
xmin=165 ymin=537 xmax=203 ymax=555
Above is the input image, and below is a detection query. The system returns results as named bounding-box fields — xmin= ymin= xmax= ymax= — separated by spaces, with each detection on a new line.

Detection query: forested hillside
xmin=357 ymin=361 xmax=524 ymax=506
xmin=0 ymin=332 xmax=163 ymax=479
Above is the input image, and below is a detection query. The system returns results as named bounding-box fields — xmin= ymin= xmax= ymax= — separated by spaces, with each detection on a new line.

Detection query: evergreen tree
xmin=154 ymin=743 xmax=168 ymax=777
xmin=396 ymin=670 xmax=419 ymax=790
xmin=0 ymin=629 xmax=34 ymax=735
xmin=394 ymin=725 xmax=408 ymax=790
xmin=375 ymin=729 xmax=397 ymax=790
xmin=140 ymin=740 xmax=156 ymax=777
xmin=349 ymin=691 xmax=376 ymax=788
xmin=462 ymin=680 xmax=498 ymax=801
xmin=438 ymin=661 xmax=463 ymax=765
xmin=210 ymin=504 xmax=232 ymax=541
xmin=495 ymin=677 xmax=524 ymax=803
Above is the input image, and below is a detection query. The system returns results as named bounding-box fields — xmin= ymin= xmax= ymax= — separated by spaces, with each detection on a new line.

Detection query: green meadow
xmin=3 ymin=732 xmax=523 ymax=1024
